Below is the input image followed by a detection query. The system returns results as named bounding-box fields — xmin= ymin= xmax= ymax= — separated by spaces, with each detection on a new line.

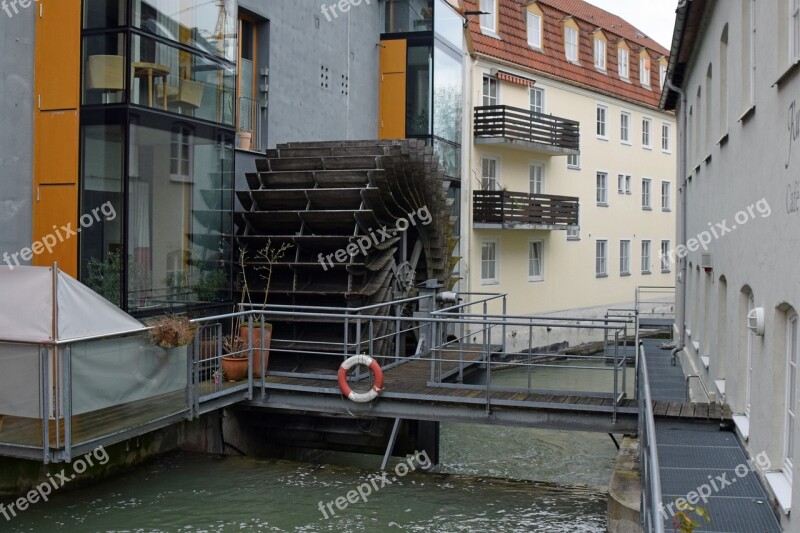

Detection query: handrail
xmin=685 ymin=374 xmax=712 ymax=404
xmin=639 ymin=342 xmax=665 ymax=533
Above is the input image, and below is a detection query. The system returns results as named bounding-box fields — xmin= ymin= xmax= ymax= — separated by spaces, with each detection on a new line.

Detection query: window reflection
xmin=131 ymin=35 xmax=235 ymax=125
xmin=381 ymin=0 xmax=433 ymax=33
xmin=133 ymin=0 xmax=237 ymax=62
xmin=407 ymin=45 xmax=432 ymax=136
xmin=127 ymin=123 xmax=233 ymax=312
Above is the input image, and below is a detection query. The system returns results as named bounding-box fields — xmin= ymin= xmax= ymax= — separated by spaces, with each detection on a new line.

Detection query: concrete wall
xmin=463 ymin=59 xmax=677 ymax=318
xmin=238 ymin=0 xmax=380 ymax=149
xmin=676 ymin=1 xmax=800 ymax=527
xmin=0 ymin=4 xmax=35 ymax=262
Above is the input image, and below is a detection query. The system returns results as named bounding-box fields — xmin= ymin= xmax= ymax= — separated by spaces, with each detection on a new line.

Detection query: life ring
xmin=338 ymin=354 xmax=384 ymax=403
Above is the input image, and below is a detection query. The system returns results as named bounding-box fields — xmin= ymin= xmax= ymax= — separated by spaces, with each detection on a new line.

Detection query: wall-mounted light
xmin=747 ymin=307 xmax=765 ymax=336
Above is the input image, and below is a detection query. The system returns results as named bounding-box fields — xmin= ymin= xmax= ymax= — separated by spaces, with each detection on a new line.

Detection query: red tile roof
xmin=466 ymin=0 xmax=670 ymax=110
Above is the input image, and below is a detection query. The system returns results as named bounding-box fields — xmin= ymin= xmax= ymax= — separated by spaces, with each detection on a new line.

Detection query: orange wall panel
xmin=34 ymin=111 xmax=79 ymax=185
xmin=379 ymin=40 xmax=407 ymax=140
xmin=33 ymin=0 xmax=80 ymax=275
xmin=32 ymin=185 xmax=79 ymax=277
xmin=34 ymin=0 xmax=81 ymax=111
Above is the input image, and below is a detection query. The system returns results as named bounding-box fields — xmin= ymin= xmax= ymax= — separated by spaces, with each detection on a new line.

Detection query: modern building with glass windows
xmin=0 ymin=0 xmax=467 ymax=317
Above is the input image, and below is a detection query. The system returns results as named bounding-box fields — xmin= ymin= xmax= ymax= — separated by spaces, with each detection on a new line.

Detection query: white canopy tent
xmin=0 ymin=267 xmax=190 ymax=420
xmin=0 ymin=266 xmax=145 ymax=344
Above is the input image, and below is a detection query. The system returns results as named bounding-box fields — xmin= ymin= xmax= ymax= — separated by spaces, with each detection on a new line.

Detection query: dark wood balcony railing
xmin=474 ymin=105 xmax=580 ymax=152
xmin=474 ymin=190 xmax=580 ymax=228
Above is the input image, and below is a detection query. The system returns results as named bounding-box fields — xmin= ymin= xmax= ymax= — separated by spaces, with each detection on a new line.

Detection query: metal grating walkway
xmin=643 ymin=342 xmax=782 ymax=532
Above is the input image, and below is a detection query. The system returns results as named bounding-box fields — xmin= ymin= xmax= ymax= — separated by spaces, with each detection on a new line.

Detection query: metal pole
xmin=380 ymin=418 xmax=403 ymax=471
xmin=62 ymin=345 xmax=72 ymax=463
xmin=613 ymin=330 xmax=619 ymax=423
xmin=188 ymin=328 xmax=198 ymax=419
xmin=41 ymin=346 xmax=50 ymax=464
xmin=527 ymin=323 xmax=533 ymax=393
xmin=260 ymin=321 xmax=266 ymax=400
xmin=355 ymin=316 xmax=363 ymax=380
xmin=501 ymin=295 xmax=507 ymax=356
xmin=247 ymin=315 xmax=253 ymax=400
xmin=484 ymin=308 xmax=491 ymax=415
xmin=458 ymin=317 xmax=465 ymax=382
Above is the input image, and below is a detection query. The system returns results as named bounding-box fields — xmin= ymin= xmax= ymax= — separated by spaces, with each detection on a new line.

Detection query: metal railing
xmin=238 ymin=96 xmax=263 ymax=151
xmin=473 ymin=190 xmax=580 ymax=228
xmin=474 ymin=105 xmax=580 ymax=151
xmin=639 ymin=341 xmax=664 ymax=533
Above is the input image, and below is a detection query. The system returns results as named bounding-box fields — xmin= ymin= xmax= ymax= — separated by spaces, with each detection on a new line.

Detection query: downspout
xmin=665 ymin=78 xmax=688 ymax=358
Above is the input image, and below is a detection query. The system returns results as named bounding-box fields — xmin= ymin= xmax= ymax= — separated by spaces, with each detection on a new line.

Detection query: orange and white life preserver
xmin=338 ymin=354 xmax=384 ymax=403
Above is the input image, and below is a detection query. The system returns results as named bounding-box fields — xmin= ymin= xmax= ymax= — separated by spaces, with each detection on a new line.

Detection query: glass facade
xmin=80 ymin=0 xmax=236 ymax=314
xmin=381 ymin=0 xmax=464 ymax=181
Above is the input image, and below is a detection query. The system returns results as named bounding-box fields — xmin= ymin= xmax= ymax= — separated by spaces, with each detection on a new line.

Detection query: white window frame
xmin=480 ymin=0 xmax=497 ymax=34
xmin=640 ymin=55 xmax=651 ymax=86
xmin=594 ymin=38 xmax=607 ymax=71
xmin=660 ymin=240 xmax=671 ymax=272
xmin=618 ymin=48 xmax=630 ymax=79
xmin=617 ymin=173 xmax=631 ymax=195
xmin=567 ymin=151 xmax=580 ymax=169
xmin=793 ymin=0 xmax=800 ymax=63
xmin=619 ymin=240 xmax=631 ymax=275
xmin=596 ymin=240 xmax=608 ymax=277
xmin=660 ymin=63 xmax=668 ymax=89
xmin=565 ymin=26 xmax=579 ymax=62
xmin=530 ymin=86 xmax=545 ymax=114
xmin=661 ymin=122 xmax=671 ymax=153
xmin=480 ymin=239 xmax=499 ymax=284
xmin=620 ymin=111 xmax=631 ymax=144
xmin=596 ymin=105 xmax=608 ymax=139
xmin=482 ymin=75 xmax=499 ymax=107
xmin=642 ymin=178 xmax=652 ymax=209
xmin=528 ymin=240 xmax=544 ymax=282
xmin=641 ymin=240 xmax=652 ymax=274
xmin=481 ymin=156 xmax=500 ymax=191
xmin=170 ymin=125 xmax=193 ymax=183
xmin=596 ymin=171 xmax=609 ymax=205
xmin=527 ymin=12 xmax=543 ymax=49
xmin=529 ymin=162 xmax=545 ymax=194
xmin=785 ymin=312 xmax=799 ymax=483
xmin=567 ymin=212 xmax=580 ymax=240
xmin=642 ymin=117 xmax=652 ymax=149
xmin=661 ymin=181 xmax=672 ymax=211
xmin=626 ymin=175 xmax=632 ymax=195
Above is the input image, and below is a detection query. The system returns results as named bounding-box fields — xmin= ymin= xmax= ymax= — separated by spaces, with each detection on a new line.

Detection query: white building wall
xmin=674 ymin=0 xmax=800 ymax=524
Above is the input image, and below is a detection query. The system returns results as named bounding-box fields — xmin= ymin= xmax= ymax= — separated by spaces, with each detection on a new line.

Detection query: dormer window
xmin=617 ymin=41 xmax=630 ymax=79
xmin=527 ymin=12 xmax=542 ymax=49
xmin=594 ymin=32 xmax=607 ymax=71
xmin=480 ymin=0 xmax=496 ymax=33
xmin=564 ymin=21 xmax=579 ymax=62
xmin=640 ymin=51 xmax=651 ymax=86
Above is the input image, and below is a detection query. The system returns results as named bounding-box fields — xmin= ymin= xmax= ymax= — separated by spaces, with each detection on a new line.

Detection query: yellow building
xmin=462 ymin=0 xmax=676 ymax=334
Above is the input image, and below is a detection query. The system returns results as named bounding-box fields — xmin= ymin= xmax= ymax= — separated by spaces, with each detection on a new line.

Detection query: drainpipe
xmin=665 ymin=78 xmax=688 ymax=358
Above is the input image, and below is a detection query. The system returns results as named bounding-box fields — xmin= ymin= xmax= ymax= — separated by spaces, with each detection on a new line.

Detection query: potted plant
xmin=238 ymin=130 xmax=252 ymax=150
xmin=220 ymin=334 xmax=248 ymax=381
xmin=147 ymin=315 xmax=197 ymax=349
xmin=235 ymin=241 xmax=293 ymax=377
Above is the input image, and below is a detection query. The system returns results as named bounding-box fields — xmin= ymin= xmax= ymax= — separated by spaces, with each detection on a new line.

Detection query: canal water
xmin=8 ymin=365 xmax=621 ymax=532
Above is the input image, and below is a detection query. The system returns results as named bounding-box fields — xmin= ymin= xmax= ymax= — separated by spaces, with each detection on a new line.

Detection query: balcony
xmin=473 ymin=190 xmax=579 ymax=230
xmin=474 ymin=105 xmax=580 ymax=156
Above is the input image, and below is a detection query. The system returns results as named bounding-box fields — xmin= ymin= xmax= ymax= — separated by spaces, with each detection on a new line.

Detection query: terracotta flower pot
xmin=239 ymin=323 xmax=272 ymax=377
xmin=221 ymin=356 xmax=249 ymax=382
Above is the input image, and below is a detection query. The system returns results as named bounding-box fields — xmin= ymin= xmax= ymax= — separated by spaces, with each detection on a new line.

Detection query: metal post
xmin=40 ymin=346 xmax=50 ymax=464
xmin=622 ymin=323 xmax=628 ymax=396
xmin=527 ymin=323 xmax=533 ymax=394
xmin=634 ymin=311 xmax=640 ymax=400
xmin=458 ymin=318 xmax=465 ymax=382
xmin=260 ymin=321 xmax=267 ymax=400
xmin=215 ymin=324 xmax=222 ymax=395
xmin=484 ymin=308 xmax=491 ymax=415
xmin=613 ymin=330 xmax=619 ymax=423
xmin=188 ymin=328 xmax=198 ymax=419
xmin=355 ymin=316 xmax=363 ymax=380
xmin=62 ymin=345 xmax=72 ymax=463
xmin=501 ymin=295 xmax=507 ymax=357
xmin=380 ymin=418 xmax=403 ymax=471
xmin=247 ymin=315 xmax=253 ymax=400
xmin=369 ymin=319 xmax=374 ymax=363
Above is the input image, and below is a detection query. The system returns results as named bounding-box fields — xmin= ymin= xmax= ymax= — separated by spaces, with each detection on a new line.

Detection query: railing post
xmin=484 ymin=301 xmax=491 ymax=414
xmin=355 ymin=315 xmax=363 ymax=380
xmin=62 ymin=345 xmax=72 ymax=463
xmin=260 ymin=320 xmax=266 ymax=400
xmin=613 ymin=329 xmax=619 ymax=423
xmin=188 ymin=328 xmax=199 ymax=419
xmin=247 ymin=315 xmax=254 ymax=401
xmin=40 ymin=345 xmax=50 ymax=464
xmin=527 ymin=322 xmax=533 ymax=394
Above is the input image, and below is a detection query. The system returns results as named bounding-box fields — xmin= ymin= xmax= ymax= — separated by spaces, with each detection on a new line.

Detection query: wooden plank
xmin=666 ymin=402 xmax=682 ymax=417
xmin=694 ymin=403 xmax=709 ymax=419
xmin=679 ymin=403 xmax=696 ymax=418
